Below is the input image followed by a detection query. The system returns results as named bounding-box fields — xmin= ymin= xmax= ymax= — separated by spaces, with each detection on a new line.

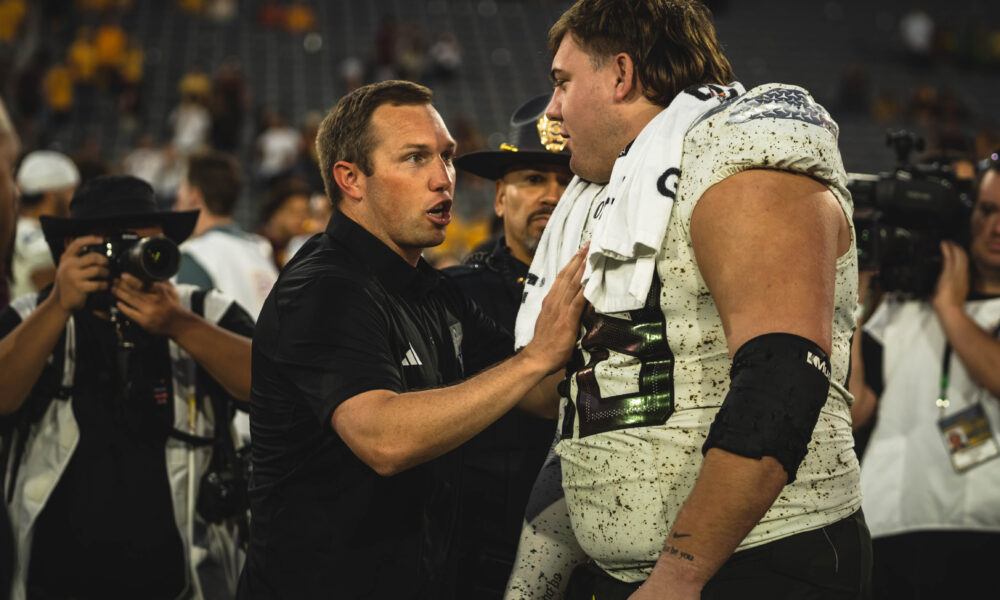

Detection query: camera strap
xmin=162 ymin=289 xmax=219 ymax=448
xmin=165 ymin=289 xmax=237 ymax=454
xmin=938 ymin=320 xmax=1000 ymax=414
xmin=936 ymin=344 xmax=952 ymax=415
xmin=934 ymin=326 xmax=1000 ymax=473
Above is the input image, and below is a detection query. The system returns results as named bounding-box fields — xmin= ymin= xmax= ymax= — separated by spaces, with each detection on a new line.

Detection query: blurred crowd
xmin=0 ymin=0 xmax=496 ymax=270
xmin=0 ymin=1 xmax=999 ymax=599
xmin=1 ymin=1 xmax=998 ymax=273
xmin=831 ymin=8 xmax=1000 ymax=166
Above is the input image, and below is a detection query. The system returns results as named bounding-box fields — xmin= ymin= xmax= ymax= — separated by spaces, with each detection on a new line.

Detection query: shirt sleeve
xmin=677 ymin=84 xmax=851 ymax=230
xmin=175 ymin=251 xmax=214 ymax=290
xmin=0 ymin=304 xmax=22 ymax=339
xmin=265 ymin=272 xmax=404 ymax=424
xmin=215 ymin=298 xmax=255 ymax=337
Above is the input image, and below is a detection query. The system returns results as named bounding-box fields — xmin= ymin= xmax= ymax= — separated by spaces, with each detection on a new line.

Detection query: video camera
xmin=82 ymin=232 xmax=181 ymax=311
xmin=848 ymin=131 xmax=974 ymax=298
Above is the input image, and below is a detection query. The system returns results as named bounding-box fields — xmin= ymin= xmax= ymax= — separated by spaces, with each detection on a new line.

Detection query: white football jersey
xmin=555 ymin=84 xmax=863 ymax=581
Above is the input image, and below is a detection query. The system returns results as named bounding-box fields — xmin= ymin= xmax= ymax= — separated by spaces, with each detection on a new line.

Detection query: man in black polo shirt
xmin=444 ymin=93 xmax=573 ymax=598
xmin=239 ymin=80 xmax=587 ymax=599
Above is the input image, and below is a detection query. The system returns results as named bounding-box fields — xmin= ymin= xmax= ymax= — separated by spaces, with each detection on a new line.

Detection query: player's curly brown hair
xmin=549 ymin=0 xmax=734 ymax=107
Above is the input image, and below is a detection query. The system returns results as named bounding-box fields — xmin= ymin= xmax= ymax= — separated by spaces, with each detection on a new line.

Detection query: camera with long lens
xmin=847 ymin=131 xmax=974 ymax=298
xmin=81 ymin=232 xmax=181 ymax=311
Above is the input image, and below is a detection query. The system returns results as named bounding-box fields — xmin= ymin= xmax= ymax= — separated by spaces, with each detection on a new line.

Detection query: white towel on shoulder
xmin=513 ymin=175 xmax=600 ymax=350
xmin=514 ymin=83 xmax=744 ymax=350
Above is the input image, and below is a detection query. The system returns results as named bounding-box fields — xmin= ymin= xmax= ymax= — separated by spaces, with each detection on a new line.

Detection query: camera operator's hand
xmin=932 ymin=240 xmax=970 ymax=318
xmin=52 ymin=235 xmax=110 ymax=314
xmin=112 ymin=273 xmax=185 ymax=336
xmin=113 ymin=273 xmax=253 ymax=401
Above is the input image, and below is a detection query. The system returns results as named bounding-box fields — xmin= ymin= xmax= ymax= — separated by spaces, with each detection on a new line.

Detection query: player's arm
xmin=931 ymin=240 xmax=1000 ymax=399
xmin=331 ymin=248 xmax=587 ymax=476
xmin=630 ymin=169 xmax=850 ymax=599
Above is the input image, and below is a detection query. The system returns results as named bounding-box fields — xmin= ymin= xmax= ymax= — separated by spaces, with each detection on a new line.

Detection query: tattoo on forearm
xmin=663 ymin=544 xmax=695 ymax=562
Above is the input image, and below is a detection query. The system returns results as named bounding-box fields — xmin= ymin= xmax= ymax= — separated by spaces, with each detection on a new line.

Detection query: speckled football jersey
xmin=555 ymin=83 xmax=862 ymax=582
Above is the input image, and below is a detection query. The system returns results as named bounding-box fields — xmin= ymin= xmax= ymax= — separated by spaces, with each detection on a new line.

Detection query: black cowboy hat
xmin=40 ymin=174 xmax=199 ymax=262
xmin=454 ymin=94 xmax=571 ymax=181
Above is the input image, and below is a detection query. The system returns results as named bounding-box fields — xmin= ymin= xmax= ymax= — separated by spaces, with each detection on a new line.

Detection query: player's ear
xmin=612 ymin=52 xmax=638 ymax=102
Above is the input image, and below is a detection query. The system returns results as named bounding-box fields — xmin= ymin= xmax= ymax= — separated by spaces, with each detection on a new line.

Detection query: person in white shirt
xmin=174 ymin=150 xmax=278 ymax=321
xmin=174 ymin=150 xmax=277 ymax=442
xmin=11 ymin=150 xmax=79 ymax=300
xmin=255 ymin=110 xmax=301 ymax=183
xmin=853 ymin=154 xmax=1000 ymax=598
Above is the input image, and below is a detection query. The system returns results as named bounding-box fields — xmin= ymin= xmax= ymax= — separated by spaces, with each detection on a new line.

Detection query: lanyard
xmin=937 ymin=344 xmax=952 ymax=416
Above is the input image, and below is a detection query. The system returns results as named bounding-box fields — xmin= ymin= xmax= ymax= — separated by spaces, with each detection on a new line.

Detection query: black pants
xmin=872 ymin=530 xmax=1000 ymax=599
xmin=566 ymin=510 xmax=872 ymax=600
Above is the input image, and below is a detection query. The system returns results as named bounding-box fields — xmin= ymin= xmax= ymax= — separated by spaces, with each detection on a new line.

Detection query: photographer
xmin=0 ymin=175 xmax=254 ymax=600
xmin=852 ymin=154 xmax=1000 ymax=597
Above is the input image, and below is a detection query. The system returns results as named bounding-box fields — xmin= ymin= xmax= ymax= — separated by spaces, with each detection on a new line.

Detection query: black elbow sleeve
xmin=702 ymin=333 xmax=831 ymax=484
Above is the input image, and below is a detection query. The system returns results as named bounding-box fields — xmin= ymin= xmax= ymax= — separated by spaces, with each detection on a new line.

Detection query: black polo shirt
xmin=240 ymin=212 xmax=512 ymax=600
xmin=444 ymin=236 xmax=528 ymax=335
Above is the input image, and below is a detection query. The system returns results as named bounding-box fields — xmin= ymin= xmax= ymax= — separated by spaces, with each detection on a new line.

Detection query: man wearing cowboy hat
xmin=447 ymin=94 xmax=573 ymax=332
xmin=0 ymin=175 xmax=254 ymax=599
xmin=443 ymin=93 xmax=572 ymax=599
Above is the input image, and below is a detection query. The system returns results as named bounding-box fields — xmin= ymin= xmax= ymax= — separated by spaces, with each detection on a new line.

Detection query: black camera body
xmin=82 ymin=232 xmax=181 ymax=311
xmin=848 ymin=131 xmax=973 ymax=298
xmin=198 ymin=445 xmax=251 ymax=524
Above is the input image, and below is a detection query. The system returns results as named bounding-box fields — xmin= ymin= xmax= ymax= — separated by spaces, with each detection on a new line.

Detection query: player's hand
xmin=627 ymin=572 xmax=702 ymax=600
xmin=52 ymin=235 xmax=110 ymax=313
xmin=522 ymin=245 xmax=588 ymax=374
xmin=112 ymin=273 xmax=186 ymax=336
xmin=628 ymin=583 xmax=701 ymax=600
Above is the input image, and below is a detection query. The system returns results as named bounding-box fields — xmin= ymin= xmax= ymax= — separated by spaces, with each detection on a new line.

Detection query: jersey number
xmin=568 ymin=279 xmax=676 ymax=438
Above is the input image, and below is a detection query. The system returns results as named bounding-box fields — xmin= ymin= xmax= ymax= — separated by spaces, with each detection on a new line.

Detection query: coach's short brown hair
xmin=316 ymin=80 xmax=433 ymax=206
xmin=549 ymin=0 xmax=734 ymax=107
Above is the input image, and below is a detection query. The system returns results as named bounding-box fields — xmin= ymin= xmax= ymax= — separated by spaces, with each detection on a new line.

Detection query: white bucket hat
xmin=16 ymin=150 xmax=81 ymax=195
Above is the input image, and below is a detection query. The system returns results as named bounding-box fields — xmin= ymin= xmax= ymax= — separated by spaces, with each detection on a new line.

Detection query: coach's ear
xmin=333 ymin=160 xmax=365 ymax=203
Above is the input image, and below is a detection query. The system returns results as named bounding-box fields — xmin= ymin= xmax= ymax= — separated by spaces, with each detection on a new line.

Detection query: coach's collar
xmin=327 ymin=212 xmax=438 ymax=295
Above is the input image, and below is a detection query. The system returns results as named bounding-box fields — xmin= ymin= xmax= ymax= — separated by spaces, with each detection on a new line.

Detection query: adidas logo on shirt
xmin=401 ymin=343 xmax=423 ymax=367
